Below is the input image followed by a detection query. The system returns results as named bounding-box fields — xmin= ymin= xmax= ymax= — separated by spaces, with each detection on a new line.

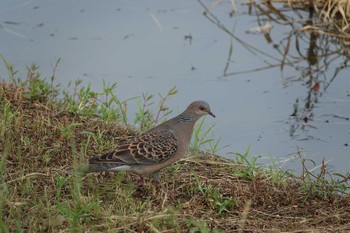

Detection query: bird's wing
xmin=89 ymin=129 xmax=178 ymax=165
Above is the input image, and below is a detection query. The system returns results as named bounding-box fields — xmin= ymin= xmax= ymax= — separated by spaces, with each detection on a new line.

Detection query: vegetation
xmin=282 ymin=1 xmax=348 ymax=38
xmin=1 ymin=60 xmax=350 ymax=232
xmin=264 ymin=0 xmax=350 ymax=39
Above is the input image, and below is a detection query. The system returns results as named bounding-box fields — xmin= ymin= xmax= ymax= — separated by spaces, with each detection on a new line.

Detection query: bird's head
xmin=187 ymin=100 xmax=215 ymax=118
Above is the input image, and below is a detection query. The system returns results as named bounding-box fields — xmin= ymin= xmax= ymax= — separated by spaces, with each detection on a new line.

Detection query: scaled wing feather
xmin=89 ymin=129 xmax=178 ymax=165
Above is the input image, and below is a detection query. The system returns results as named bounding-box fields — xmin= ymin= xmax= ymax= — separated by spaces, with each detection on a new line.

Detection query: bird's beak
xmin=208 ymin=111 xmax=216 ymax=118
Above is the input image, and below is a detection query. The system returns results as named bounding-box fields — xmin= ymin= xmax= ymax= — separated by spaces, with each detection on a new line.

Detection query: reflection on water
xmin=248 ymin=1 xmax=350 ymax=144
xmin=198 ymin=0 xmax=350 ymax=170
xmin=0 ymin=0 xmax=349 ymax=172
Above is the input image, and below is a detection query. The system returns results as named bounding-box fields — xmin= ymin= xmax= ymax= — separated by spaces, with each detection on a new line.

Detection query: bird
xmin=85 ymin=100 xmax=215 ymax=182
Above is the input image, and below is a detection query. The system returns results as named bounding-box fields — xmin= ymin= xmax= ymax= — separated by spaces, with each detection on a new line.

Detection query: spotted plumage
xmin=85 ymin=100 xmax=215 ymax=182
xmin=89 ymin=129 xmax=177 ymax=165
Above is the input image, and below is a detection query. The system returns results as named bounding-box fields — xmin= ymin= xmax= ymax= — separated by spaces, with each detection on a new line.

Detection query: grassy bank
xmin=1 ymin=62 xmax=350 ymax=232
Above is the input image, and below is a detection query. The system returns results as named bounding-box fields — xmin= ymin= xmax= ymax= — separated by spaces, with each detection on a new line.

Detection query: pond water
xmin=1 ymin=0 xmax=349 ymax=174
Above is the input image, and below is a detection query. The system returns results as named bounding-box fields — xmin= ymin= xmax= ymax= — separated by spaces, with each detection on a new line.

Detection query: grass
xmin=207 ymin=0 xmax=350 ymax=37
xmin=255 ymin=0 xmax=350 ymax=37
xmin=1 ymin=60 xmax=350 ymax=232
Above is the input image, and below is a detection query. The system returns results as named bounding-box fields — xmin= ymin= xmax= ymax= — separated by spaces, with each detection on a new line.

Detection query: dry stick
xmin=229 ymin=0 xmax=238 ymax=14
xmin=301 ymin=24 xmax=350 ymax=38
xmin=299 ymin=155 xmax=346 ymax=195
xmin=199 ymin=0 xmax=349 ymax=86
xmin=319 ymin=59 xmax=346 ymax=97
xmin=219 ymin=56 xmax=303 ymax=78
xmin=237 ymin=199 xmax=252 ymax=233
xmin=219 ymin=63 xmax=284 ymax=78
xmin=252 ymin=209 xmax=307 ymax=220
xmin=258 ymin=1 xmax=348 ymax=68
xmin=281 ymin=31 xmax=291 ymax=71
xmin=6 ymin=172 xmax=49 ymax=184
xmin=261 ymin=1 xmax=289 ymax=22
xmin=198 ymin=0 xmax=304 ymax=78
xmin=197 ymin=0 xmax=282 ymax=63
xmin=223 ymin=38 xmax=234 ymax=76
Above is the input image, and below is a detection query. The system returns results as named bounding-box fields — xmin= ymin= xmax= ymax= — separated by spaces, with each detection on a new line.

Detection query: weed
xmin=191 ymin=117 xmax=214 ymax=152
xmin=228 ymin=146 xmax=262 ymax=179
xmin=153 ymin=86 xmax=178 ymax=124
xmin=54 ymin=173 xmax=68 ymax=201
xmin=134 ymin=93 xmax=155 ymax=131
xmin=299 ymin=158 xmax=350 ymax=201
xmin=266 ymin=155 xmax=292 ymax=185
xmin=190 ymin=116 xmax=226 ymax=154
xmin=194 ymin=175 xmax=237 ymax=215
xmin=188 ymin=218 xmax=221 ymax=233
xmin=208 ymin=136 xmax=228 ymax=155
xmin=133 ymin=86 xmax=178 ymax=131
xmin=0 ymin=54 xmax=18 ymax=84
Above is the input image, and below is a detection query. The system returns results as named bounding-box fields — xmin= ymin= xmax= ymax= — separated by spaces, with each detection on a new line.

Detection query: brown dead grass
xmin=267 ymin=0 xmax=350 ymax=36
xmin=1 ymin=81 xmax=350 ymax=232
xmin=167 ymin=157 xmax=350 ymax=232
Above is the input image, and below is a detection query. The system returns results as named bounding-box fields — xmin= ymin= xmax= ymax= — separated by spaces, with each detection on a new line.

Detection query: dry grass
xmin=267 ymin=0 xmax=350 ymax=36
xmin=1 ymin=78 xmax=350 ymax=232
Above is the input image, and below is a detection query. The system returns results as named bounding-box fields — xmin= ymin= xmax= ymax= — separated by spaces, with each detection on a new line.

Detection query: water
xmin=1 ymin=0 xmax=349 ymax=174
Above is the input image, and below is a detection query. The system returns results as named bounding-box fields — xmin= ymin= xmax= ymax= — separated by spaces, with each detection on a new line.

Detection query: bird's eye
xmin=199 ymin=106 xmax=205 ymax=111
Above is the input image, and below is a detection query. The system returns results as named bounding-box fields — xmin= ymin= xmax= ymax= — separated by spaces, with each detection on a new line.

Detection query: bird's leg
xmin=151 ymin=171 xmax=172 ymax=205
xmin=151 ymin=171 xmax=161 ymax=184
xmin=141 ymin=176 xmax=146 ymax=185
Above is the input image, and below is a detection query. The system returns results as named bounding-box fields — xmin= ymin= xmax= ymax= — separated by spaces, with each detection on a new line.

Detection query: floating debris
xmin=246 ymin=22 xmax=273 ymax=34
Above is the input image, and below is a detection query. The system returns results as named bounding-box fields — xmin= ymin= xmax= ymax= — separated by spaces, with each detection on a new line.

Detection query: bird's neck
xmin=171 ymin=112 xmax=200 ymax=145
xmin=175 ymin=112 xmax=201 ymax=124
xmin=176 ymin=113 xmax=192 ymax=123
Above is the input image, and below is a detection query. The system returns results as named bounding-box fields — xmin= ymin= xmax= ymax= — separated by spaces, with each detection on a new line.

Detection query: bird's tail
xmin=77 ymin=163 xmax=130 ymax=175
xmin=77 ymin=164 xmax=108 ymax=174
